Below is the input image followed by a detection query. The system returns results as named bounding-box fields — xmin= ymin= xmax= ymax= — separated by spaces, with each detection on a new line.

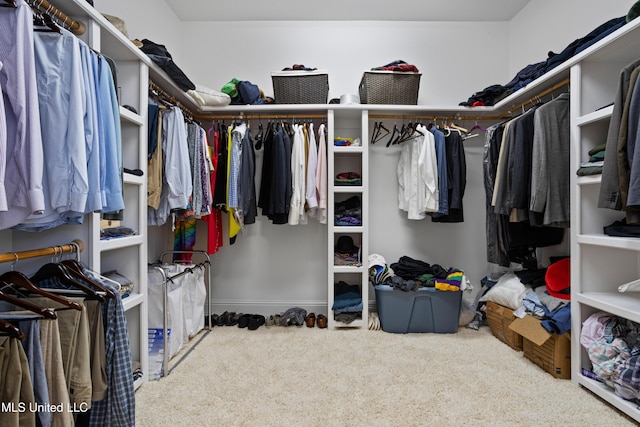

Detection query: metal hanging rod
xmin=0 ymin=239 xmax=84 ymax=264
xmin=27 ymin=0 xmax=86 ymax=35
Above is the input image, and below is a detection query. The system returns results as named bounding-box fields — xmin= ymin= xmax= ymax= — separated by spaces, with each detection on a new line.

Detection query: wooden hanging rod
xmin=0 ymin=239 xmax=84 ymax=264
xmin=370 ymin=79 xmax=571 ymax=122
xmin=368 ymin=113 xmax=497 ymax=122
xmin=28 ymin=0 xmax=86 ymax=35
xmin=149 ymin=81 xmax=200 ymax=120
xmin=207 ymin=113 xmax=328 ymax=121
xmin=498 ymin=78 xmax=571 ymax=119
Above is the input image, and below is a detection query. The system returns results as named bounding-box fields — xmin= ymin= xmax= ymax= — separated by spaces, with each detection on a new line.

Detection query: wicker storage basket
xmin=271 ymin=70 xmax=329 ymax=104
xmin=359 ymin=70 xmax=421 ymax=105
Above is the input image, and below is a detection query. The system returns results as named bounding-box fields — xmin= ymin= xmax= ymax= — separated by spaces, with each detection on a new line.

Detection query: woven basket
xmin=359 ymin=70 xmax=421 ymax=105
xmin=271 ymin=70 xmax=329 ymax=104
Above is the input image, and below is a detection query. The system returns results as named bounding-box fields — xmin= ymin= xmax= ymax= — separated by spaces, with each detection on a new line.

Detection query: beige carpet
xmin=135 ymin=325 xmax=636 ymax=426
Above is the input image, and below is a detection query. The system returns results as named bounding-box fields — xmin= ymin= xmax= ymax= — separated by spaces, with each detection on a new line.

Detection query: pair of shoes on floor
xmin=215 ymin=311 xmax=242 ymax=326
xmin=238 ymin=314 xmax=266 ymax=330
xmin=305 ymin=313 xmax=328 ymax=328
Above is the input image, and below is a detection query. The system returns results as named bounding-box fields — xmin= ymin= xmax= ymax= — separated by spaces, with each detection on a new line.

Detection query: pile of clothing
xmin=334 ymin=195 xmax=362 ymax=226
xmin=332 ymin=281 xmax=363 ymax=324
xmin=581 ymin=312 xmax=640 ymax=403
xmin=460 ymin=16 xmax=628 ymax=106
xmin=577 ymin=143 xmax=606 ymax=176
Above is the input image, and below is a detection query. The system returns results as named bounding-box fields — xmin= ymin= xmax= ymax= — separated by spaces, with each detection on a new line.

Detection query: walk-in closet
xmin=2 ymin=0 xmax=640 ymax=425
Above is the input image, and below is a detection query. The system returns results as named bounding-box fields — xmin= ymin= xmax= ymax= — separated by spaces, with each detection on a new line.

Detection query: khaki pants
xmin=0 ymin=335 xmax=36 ymax=427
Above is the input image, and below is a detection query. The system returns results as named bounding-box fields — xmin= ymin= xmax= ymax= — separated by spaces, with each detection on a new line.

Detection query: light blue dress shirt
xmin=0 ymin=0 xmax=45 ymax=229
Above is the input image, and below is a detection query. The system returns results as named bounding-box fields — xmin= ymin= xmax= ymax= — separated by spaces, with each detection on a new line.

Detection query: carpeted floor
xmin=135 ymin=325 xmax=636 ymax=426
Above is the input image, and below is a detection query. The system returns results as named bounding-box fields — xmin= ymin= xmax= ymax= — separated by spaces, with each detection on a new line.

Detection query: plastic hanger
xmin=0 ymin=0 xmax=16 ymax=7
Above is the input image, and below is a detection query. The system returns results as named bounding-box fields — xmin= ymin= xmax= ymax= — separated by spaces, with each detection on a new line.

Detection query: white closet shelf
xmin=576 ymin=234 xmax=640 ymax=251
xmin=124 ymin=174 xmax=145 ymax=186
xmin=120 ymin=107 xmax=144 ymax=126
xmin=577 ymin=292 xmax=640 ymax=324
xmin=334 ymin=319 xmax=366 ymax=329
xmin=576 ymin=106 xmax=613 ymax=126
xmin=577 ymin=377 xmax=640 ymax=421
xmin=334 ymin=186 xmax=364 ymax=193
xmin=98 ymin=235 xmax=145 ymax=251
xmin=333 ymin=226 xmax=364 ymax=233
xmin=333 ymin=266 xmax=364 ymax=274
xmin=122 ymin=292 xmax=145 ymax=311
xmin=576 ymin=176 xmax=601 ymax=186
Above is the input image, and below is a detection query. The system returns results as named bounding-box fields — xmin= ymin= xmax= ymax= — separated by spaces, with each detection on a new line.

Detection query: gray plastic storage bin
xmin=374 ymin=285 xmax=462 ymax=333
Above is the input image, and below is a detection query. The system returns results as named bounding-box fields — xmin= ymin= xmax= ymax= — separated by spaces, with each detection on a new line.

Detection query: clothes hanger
xmin=0 ymin=270 xmax=83 ymax=311
xmin=28 ymin=246 xmax=106 ymax=302
xmin=0 ymin=284 xmax=57 ymax=319
xmin=61 ymin=259 xmax=117 ymax=299
xmin=0 ymin=318 xmax=25 ymax=340
xmin=30 ymin=262 xmax=106 ymax=303
xmin=385 ymin=121 xmax=400 ymax=147
xmin=0 ymin=0 xmax=16 ymax=8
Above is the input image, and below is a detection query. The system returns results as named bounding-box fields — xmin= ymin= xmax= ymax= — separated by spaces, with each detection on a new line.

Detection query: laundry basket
xmin=359 ymin=70 xmax=421 ymax=105
xmin=271 ymin=70 xmax=329 ymax=104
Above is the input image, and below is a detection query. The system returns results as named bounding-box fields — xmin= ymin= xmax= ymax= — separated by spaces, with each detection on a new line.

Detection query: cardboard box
xmin=509 ymin=315 xmax=571 ymax=379
xmin=485 ymin=301 xmax=523 ymax=351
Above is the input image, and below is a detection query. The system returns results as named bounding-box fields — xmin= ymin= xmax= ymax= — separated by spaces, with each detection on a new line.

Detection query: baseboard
xmin=206 ymin=300 xmax=377 ymax=316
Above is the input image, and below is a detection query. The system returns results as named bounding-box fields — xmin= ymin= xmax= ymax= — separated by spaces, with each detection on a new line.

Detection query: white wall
xmin=508 ymin=0 xmax=636 ymax=77
xmin=179 ymin=21 xmax=509 ymax=105
xmin=93 ymin=0 xmax=185 ymax=66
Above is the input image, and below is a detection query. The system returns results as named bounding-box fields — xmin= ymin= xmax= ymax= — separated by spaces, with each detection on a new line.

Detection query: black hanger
xmin=0 ymin=284 xmax=57 ymax=319
xmin=0 ymin=318 xmax=25 ymax=340
xmin=254 ymin=122 xmax=264 ymax=150
xmin=0 ymin=271 xmax=84 ymax=311
xmin=385 ymin=121 xmax=400 ymax=147
xmin=61 ymin=259 xmax=117 ymax=299
xmin=0 ymin=0 xmax=16 ymax=7
xmin=29 ymin=263 xmax=106 ymax=302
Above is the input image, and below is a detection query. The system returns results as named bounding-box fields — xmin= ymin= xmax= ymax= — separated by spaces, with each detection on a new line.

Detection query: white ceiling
xmin=163 ymin=0 xmax=533 ymax=22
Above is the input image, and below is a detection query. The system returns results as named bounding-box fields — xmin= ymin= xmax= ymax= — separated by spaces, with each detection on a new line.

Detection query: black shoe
xmin=238 ymin=314 xmax=252 ymax=328
xmin=248 ymin=315 xmax=266 ymax=330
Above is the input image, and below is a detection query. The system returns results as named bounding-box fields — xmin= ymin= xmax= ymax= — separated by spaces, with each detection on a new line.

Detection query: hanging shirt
xmin=80 ymin=43 xmax=102 ymax=214
xmin=0 ymin=64 xmax=7 ymax=212
xmin=314 ymin=123 xmax=328 ymax=224
xmin=97 ymin=54 xmax=124 ymax=214
xmin=14 ymin=28 xmax=88 ymax=231
xmin=0 ymin=0 xmax=45 ymax=229
xmin=306 ymin=123 xmax=319 ymax=212
xmin=148 ymin=107 xmax=192 ymax=226
xmin=289 ymin=124 xmax=307 ymax=225
xmin=429 ymin=126 xmax=448 ymax=216
xmin=529 ymin=93 xmax=570 ymax=227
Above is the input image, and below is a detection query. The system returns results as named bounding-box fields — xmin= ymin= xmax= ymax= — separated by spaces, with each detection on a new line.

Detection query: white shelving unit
xmin=569 ymin=16 xmax=640 ymax=423
xmin=327 ymin=108 xmax=369 ymax=329
xmin=50 ymin=0 xmax=150 ymax=390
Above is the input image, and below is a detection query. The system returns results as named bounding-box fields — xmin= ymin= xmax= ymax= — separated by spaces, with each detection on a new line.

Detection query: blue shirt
xmin=0 ymin=0 xmax=45 ymax=229
xmin=429 ymin=127 xmax=449 ymax=216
